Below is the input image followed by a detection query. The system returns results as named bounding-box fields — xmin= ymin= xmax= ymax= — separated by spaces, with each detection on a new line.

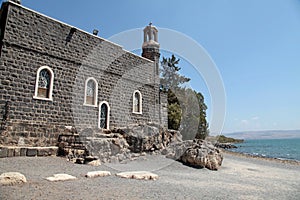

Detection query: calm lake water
xmin=228 ymin=138 xmax=300 ymax=161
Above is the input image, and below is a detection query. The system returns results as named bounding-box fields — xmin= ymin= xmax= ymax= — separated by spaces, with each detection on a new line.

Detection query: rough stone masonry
xmin=0 ymin=1 xmax=167 ymax=147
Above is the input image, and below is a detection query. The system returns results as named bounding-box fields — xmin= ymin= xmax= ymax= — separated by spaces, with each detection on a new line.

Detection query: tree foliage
xmin=167 ymin=101 xmax=181 ymax=130
xmin=160 ymin=55 xmax=190 ymax=91
xmin=160 ymin=54 xmax=209 ymax=140
xmin=194 ymin=91 xmax=209 ymax=139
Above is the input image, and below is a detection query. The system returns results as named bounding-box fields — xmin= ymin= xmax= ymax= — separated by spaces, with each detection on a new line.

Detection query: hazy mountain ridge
xmin=224 ymin=130 xmax=300 ymax=140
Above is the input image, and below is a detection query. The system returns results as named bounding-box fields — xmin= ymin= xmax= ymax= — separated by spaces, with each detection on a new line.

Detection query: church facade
xmin=0 ymin=1 xmax=167 ymax=147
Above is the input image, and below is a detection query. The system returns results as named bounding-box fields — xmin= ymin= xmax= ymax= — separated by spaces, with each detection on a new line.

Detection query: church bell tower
xmin=142 ymin=23 xmax=160 ymax=73
xmin=141 ymin=23 xmax=167 ymax=128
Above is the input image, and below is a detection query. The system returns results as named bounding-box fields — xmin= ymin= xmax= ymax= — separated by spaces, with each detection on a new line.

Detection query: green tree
xmin=167 ymin=102 xmax=182 ymax=130
xmin=166 ymin=90 xmax=182 ymax=130
xmin=160 ymin=55 xmax=209 ymax=139
xmin=160 ymin=55 xmax=190 ymax=130
xmin=160 ymin=54 xmax=190 ymax=91
xmin=179 ymin=88 xmax=200 ymax=139
xmin=194 ymin=91 xmax=209 ymax=139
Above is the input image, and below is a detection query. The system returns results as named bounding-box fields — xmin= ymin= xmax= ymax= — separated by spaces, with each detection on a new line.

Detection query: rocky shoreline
xmin=223 ymin=150 xmax=300 ymax=166
xmin=214 ymin=142 xmax=238 ymax=149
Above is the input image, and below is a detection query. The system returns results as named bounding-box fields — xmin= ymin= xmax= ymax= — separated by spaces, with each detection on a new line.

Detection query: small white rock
xmin=85 ymin=171 xmax=111 ymax=178
xmin=46 ymin=173 xmax=77 ymax=182
xmin=86 ymin=159 xmax=101 ymax=166
xmin=116 ymin=171 xmax=159 ymax=180
xmin=65 ymin=126 xmax=73 ymax=130
xmin=0 ymin=172 xmax=27 ymax=186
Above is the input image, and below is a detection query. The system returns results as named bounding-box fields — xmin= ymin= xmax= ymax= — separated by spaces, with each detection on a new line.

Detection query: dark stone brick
xmin=7 ymin=148 xmax=14 ymax=157
xmin=0 ymin=147 xmax=8 ymax=158
xmin=20 ymin=148 xmax=27 ymax=156
xmin=37 ymin=148 xmax=48 ymax=156
xmin=26 ymin=148 xmax=37 ymax=156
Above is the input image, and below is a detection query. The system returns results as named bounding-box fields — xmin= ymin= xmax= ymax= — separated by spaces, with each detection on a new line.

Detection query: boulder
xmin=84 ymin=135 xmax=130 ymax=163
xmin=164 ymin=139 xmax=223 ymax=170
xmin=116 ymin=171 xmax=159 ymax=180
xmin=85 ymin=171 xmax=111 ymax=178
xmin=163 ymin=140 xmax=195 ymax=160
xmin=0 ymin=172 xmax=27 ymax=186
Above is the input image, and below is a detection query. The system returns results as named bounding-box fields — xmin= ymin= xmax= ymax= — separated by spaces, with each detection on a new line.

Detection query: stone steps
xmin=0 ymin=146 xmax=58 ymax=158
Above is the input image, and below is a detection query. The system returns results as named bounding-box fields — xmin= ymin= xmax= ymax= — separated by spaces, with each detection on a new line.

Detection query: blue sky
xmin=3 ymin=0 xmax=300 ymax=133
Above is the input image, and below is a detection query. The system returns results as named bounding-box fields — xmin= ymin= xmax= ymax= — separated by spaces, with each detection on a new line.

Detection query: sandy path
xmin=0 ymin=153 xmax=299 ymax=200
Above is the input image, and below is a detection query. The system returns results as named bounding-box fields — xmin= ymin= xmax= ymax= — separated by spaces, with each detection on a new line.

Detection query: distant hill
xmin=224 ymin=130 xmax=300 ymax=140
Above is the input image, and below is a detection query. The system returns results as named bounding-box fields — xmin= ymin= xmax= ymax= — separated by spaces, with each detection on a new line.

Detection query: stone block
xmin=0 ymin=147 xmax=8 ymax=158
xmin=46 ymin=174 xmax=76 ymax=182
xmin=20 ymin=148 xmax=27 ymax=156
xmin=7 ymin=148 xmax=15 ymax=157
xmin=37 ymin=148 xmax=48 ymax=156
xmin=26 ymin=148 xmax=37 ymax=156
xmin=14 ymin=147 xmax=21 ymax=156
xmin=48 ymin=147 xmax=58 ymax=156
xmin=116 ymin=171 xmax=159 ymax=180
xmin=85 ymin=171 xmax=110 ymax=178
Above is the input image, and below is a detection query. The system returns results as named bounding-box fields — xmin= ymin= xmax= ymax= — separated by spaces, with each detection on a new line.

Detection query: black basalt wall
xmin=0 ymin=2 xmax=165 ymax=146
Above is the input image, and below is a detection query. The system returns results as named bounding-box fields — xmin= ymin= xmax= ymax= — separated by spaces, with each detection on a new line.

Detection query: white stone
xmin=46 ymin=173 xmax=77 ymax=182
xmin=86 ymin=159 xmax=101 ymax=166
xmin=65 ymin=126 xmax=73 ymax=130
xmin=116 ymin=171 xmax=159 ymax=180
xmin=85 ymin=171 xmax=111 ymax=178
xmin=18 ymin=137 xmax=25 ymax=146
xmin=0 ymin=172 xmax=27 ymax=185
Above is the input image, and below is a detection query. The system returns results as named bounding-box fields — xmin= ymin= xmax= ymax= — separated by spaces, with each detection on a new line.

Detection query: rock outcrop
xmin=80 ymin=124 xmax=182 ymax=163
xmin=57 ymin=124 xmax=223 ymax=170
xmin=117 ymin=124 xmax=182 ymax=153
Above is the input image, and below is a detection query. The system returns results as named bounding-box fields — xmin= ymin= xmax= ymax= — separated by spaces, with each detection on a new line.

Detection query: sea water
xmin=228 ymin=138 xmax=300 ymax=161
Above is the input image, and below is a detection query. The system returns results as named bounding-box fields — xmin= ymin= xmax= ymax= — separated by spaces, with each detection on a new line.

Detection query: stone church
xmin=0 ymin=1 xmax=167 ymax=147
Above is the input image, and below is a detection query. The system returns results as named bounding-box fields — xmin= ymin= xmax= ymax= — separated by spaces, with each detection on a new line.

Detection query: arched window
xmin=33 ymin=66 xmax=54 ymax=100
xmin=84 ymin=77 xmax=98 ymax=106
xmin=132 ymin=90 xmax=142 ymax=114
xmin=98 ymin=101 xmax=110 ymax=129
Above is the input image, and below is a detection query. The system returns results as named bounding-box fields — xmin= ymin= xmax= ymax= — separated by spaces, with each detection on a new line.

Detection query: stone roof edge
xmin=123 ymin=49 xmax=154 ymax=63
xmin=5 ymin=1 xmax=154 ymax=64
xmin=5 ymin=1 xmax=126 ymax=49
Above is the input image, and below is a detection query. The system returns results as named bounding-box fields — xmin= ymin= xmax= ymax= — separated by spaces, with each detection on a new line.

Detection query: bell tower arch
xmin=142 ymin=23 xmax=160 ymax=75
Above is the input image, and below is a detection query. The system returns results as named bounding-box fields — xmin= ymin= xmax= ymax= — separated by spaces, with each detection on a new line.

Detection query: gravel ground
xmin=0 ymin=153 xmax=299 ymax=200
